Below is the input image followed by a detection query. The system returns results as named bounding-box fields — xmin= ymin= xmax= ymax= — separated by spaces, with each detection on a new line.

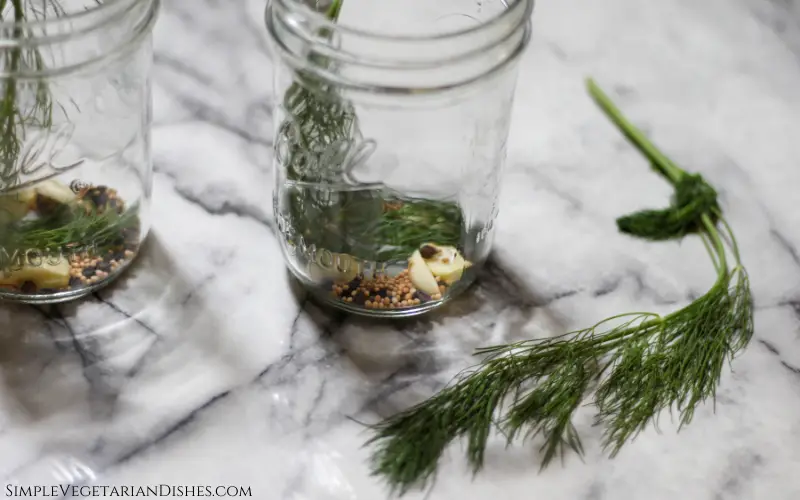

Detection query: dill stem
xmin=718 ymin=217 xmax=743 ymax=265
xmin=10 ymin=0 xmax=23 ymax=18
xmin=586 ymin=78 xmax=684 ymax=183
xmin=326 ymin=0 xmax=343 ymax=20
xmin=700 ymin=231 xmax=722 ymax=276
xmin=1 ymin=0 xmax=26 ymax=184
xmin=701 ymin=214 xmax=727 ymax=280
xmin=582 ymin=216 xmax=729 ymax=353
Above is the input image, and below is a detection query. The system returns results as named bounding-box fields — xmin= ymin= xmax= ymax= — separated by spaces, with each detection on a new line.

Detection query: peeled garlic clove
xmin=0 ymin=260 xmax=71 ymax=290
xmin=409 ymin=249 xmax=440 ymax=295
xmin=427 ymin=253 xmax=467 ymax=285
xmin=35 ymin=179 xmax=76 ymax=208
xmin=419 ymin=243 xmax=457 ymax=263
xmin=419 ymin=244 xmax=469 ymax=285
xmin=0 ymin=189 xmax=36 ymax=223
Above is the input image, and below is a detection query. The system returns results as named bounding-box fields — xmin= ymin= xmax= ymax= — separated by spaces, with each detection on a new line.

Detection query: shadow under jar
xmin=0 ymin=0 xmax=159 ymax=305
xmin=266 ymin=0 xmax=533 ymax=317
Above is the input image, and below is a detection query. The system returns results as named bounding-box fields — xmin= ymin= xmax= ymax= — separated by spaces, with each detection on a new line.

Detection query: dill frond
xmin=0 ymin=0 xmax=57 ymax=190
xmin=364 ymin=78 xmax=755 ymax=496
xmin=277 ymin=0 xmax=465 ymax=262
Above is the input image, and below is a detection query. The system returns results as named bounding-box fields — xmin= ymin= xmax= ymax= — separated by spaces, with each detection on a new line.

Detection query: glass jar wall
xmin=266 ymin=0 xmax=533 ymax=317
xmin=0 ymin=0 xmax=159 ymax=304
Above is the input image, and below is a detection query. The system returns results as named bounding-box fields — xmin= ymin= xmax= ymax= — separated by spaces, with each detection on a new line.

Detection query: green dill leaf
xmin=616 ymin=172 xmax=721 ymax=240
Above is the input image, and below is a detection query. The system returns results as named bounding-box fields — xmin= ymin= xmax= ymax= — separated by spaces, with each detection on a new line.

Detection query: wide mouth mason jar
xmin=0 ymin=0 xmax=159 ymax=305
xmin=266 ymin=0 xmax=533 ymax=317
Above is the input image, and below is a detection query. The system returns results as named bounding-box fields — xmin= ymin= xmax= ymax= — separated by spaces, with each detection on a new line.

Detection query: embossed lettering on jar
xmin=0 ymin=0 xmax=160 ymax=304
xmin=266 ymin=0 xmax=533 ymax=317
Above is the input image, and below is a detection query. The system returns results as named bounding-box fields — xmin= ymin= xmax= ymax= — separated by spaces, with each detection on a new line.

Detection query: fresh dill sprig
xmin=370 ymin=196 xmax=463 ymax=261
xmin=365 ymin=78 xmax=754 ymax=496
xmin=279 ymin=0 xmax=352 ymax=186
xmin=278 ymin=0 xmax=375 ymax=257
xmin=0 ymin=201 xmax=140 ymax=254
xmin=0 ymin=0 xmax=58 ymax=190
xmin=277 ymin=1 xmax=466 ymax=263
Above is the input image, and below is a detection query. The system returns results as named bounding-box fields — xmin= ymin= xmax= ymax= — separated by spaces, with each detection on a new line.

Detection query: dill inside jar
xmin=266 ymin=0 xmax=532 ymax=316
xmin=0 ymin=0 xmax=160 ymax=304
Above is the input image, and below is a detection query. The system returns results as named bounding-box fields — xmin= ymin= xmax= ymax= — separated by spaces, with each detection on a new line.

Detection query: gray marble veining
xmin=1 ymin=0 xmax=800 ymax=498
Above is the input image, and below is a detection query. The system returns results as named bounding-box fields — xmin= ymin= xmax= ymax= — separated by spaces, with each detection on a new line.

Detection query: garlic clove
xmin=0 ymin=189 xmax=36 ymax=223
xmin=0 ymin=260 xmax=71 ymax=290
xmin=427 ymin=253 xmax=467 ymax=285
xmin=409 ymin=249 xmax=440 ymax=295
xmin=419 ymin=243 xmax=470 ymax=285
xmin=35 ymin=179 xmax=76 ymax=209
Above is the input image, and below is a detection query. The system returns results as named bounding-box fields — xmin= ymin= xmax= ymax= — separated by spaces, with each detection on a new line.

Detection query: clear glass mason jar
xmin=0 ymin=0 xmax=159 ymax=304
xmin=265 ymin=0 xmax=533 ymax=317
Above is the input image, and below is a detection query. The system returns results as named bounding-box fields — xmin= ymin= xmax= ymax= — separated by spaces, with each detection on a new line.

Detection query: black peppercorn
xmin=347 ymin=277 xmax=362 ymax=290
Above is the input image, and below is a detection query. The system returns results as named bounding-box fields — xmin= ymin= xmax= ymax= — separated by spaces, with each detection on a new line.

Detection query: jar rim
xmin=274 ymin=0 xmax=534 ymax=42
xmin=0 ymin=0 xmax=159 ymax=78
xmin=267 ymin=0 xmax=534 ymax=97
xmin=0 ymin=0 xmax=136 ymax=31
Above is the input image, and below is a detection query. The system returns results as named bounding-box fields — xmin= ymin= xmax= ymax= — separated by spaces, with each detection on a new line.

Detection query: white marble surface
xmin=2 ymin=0 xmax=800 ymax=498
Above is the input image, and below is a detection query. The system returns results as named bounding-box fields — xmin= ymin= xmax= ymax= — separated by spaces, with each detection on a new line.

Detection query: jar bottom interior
xmin=0 ymin=255 xmax=139 ymax=305
xmin=278 ymin=186 xmax=487 ymax=316
xmin=0 ymin=179 xmax=143 ymax=304
xmin=307 ymin=262 xmax=477 ymax=318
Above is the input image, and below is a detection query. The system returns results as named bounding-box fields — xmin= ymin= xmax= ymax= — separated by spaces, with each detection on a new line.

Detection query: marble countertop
xmin=2 ymin=0 xmax=800 ymax=498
